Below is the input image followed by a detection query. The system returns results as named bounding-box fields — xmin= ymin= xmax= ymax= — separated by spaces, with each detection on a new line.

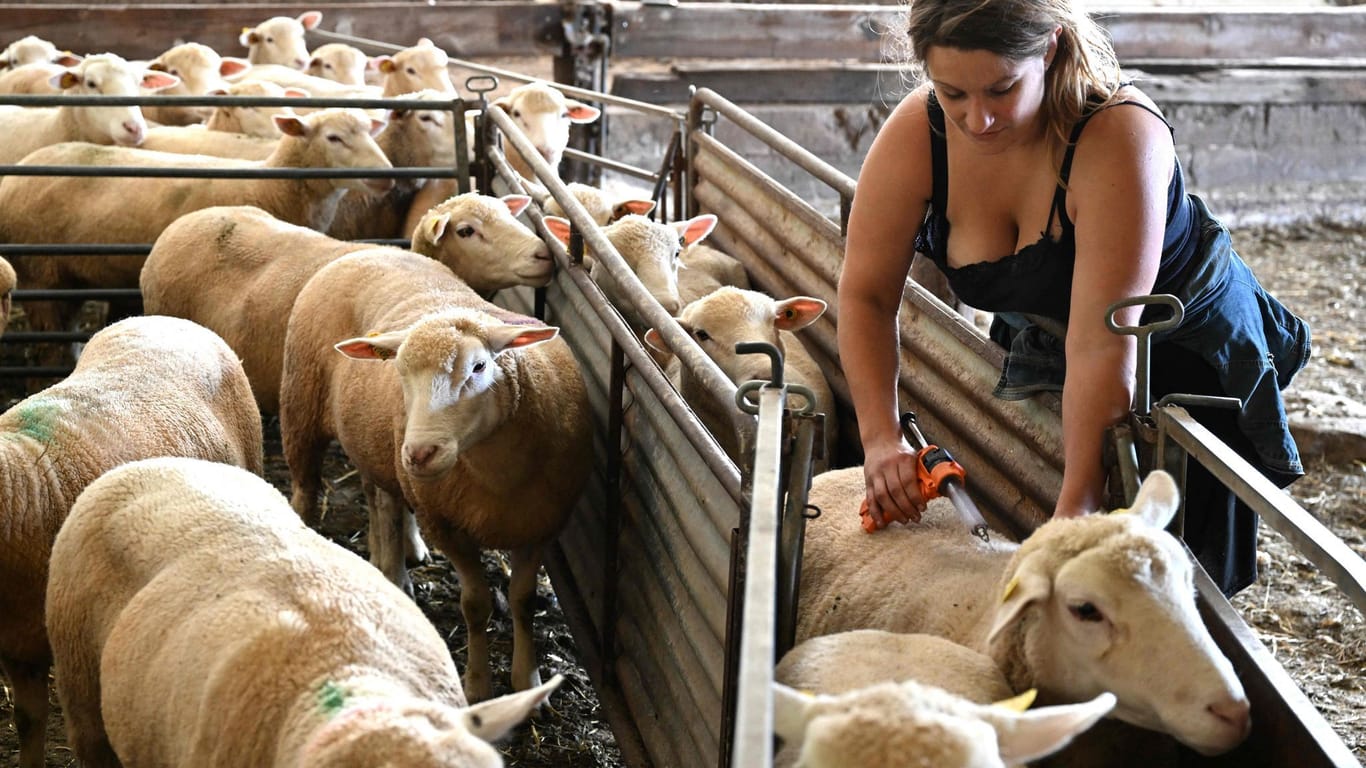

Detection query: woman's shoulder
xmin=1086 ymin=83 xmax=1170 ymax=133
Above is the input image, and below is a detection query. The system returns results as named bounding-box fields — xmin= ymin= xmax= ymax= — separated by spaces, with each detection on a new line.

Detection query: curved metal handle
xmin=464 ymin=75 xmax=498 ymax=96
xmin=1105 ymin=293 xmax=1184 ymax=335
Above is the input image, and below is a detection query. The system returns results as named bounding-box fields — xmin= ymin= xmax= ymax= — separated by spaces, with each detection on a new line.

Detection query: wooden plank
xmin=2 ymin=4 xmax=1364 ymax=65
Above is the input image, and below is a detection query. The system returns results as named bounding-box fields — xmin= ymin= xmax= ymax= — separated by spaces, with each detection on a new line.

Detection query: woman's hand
xmin=861 ymin=438 xmax=927 ymax=528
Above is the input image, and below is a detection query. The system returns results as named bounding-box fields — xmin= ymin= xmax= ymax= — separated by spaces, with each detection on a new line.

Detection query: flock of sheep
xmin=0 ymin=12 xmax=1257 ymax=768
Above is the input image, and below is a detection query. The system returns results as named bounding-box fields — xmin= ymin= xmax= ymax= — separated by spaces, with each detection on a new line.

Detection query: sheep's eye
xmin=472 ymin=360 xmax=487 ymax=373
xmin=1069 ymin=602 xmax=1104 ymax=623
xmin=85 ymin=80 xmax=96 ymax=88
xmin=327 ymin=135 xmax=344 ymax=144
xmin=511 ymin=109 xmax=522 ymax=119
xmin=266 ymin=36 xmax=275 ymax=43
xmin=694 ymin=328 xmax=711 ymax=342
xmin=419 ymin=113 xmax=435 ymax=123
xmin=169 ymin=68 xmax=180 ymax=77
xmin=406 ymin=67 xmax=417 ymax=75
xmin=456 ymin=225 xmax=476 ymax=238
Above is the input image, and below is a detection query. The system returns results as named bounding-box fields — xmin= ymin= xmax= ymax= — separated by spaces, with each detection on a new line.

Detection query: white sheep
xmin=774 ymin=677 xmax=1116 ymax=768
xmin=374 ymin=38 xmax=456 ymax=97
xmin=47 ymin=456 xmax=559 ymax=768
xmin=540 ymin=181 xmax=656 ymax=226
xmin=141 ymin=194 xmax=549 ymax=414
xmin=326 ymin=89 xmax=461 ymax=242
xmin=0 ymin=61 xmax=67 ymax=94
xmin=202 ymin=79 xmax=308 ymax=137
xmin=493 ymin=81 xmax=601 ymax=183
xmin=0 ymin=53 xmax=180 ymax=164
xmin=0 ymin=35 xmax=79 ymax=71
xmin=279 ymin=249 xmax=593 ymax=701
xmin=796 ymin=468 xmax=1253 ymax=756
xmin=0 ymin=108 xmax=393 ymax=348
xmin=138 ymin=124 xmax=278 ymax=160
xmin=306 ymin=42 xmax=372 ymax=85
xmin=543 ymin=212 xmax=717 ymax=328
xmin=0 ymin=315 xmax=263 ymax=768
xmin=238 ymin=63 xmax=380 ymax=104
xmin=142 ymin=42 xmax=251 ymax=126
xmin=239 ymin=10 xmax=322 ymax=69
xmin=644 ymin=286 xmax=838 ymax=470
xmin=678 ymin=241 xmax=752 ymax=305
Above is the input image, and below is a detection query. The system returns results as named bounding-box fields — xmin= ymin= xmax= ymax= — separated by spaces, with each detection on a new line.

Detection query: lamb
xmin=142 ymin=42 xmax=251 ymax=126
xmin=540 ymin=181 xmax=656 ymax=226
xmin=326 ymin=89 xmax=460 ymax=241
xmin=493 ymin=81 xmax=600 ymax=183
xmin=0 ymin=314 xmax=263 ymax=768
xmin=0 ymin=35 xmax=79 ymax=71
xmin=543 ymin=212 xmax=717 ymax=328
xmin=47 ymin=456 xmax=559 ymax=768
xmin=374 ymin=38 xmax=457 ymax=97
xmin=203 ymin=79 xmax=308 ymax=137
xmin=279 ymin=249 xmax=592 ymax=701
xmin=306 ymin=42 xmax=371 ymax=85
xmin=796 ymin=467 xmax=1253 ymax=756
xmin=239 ymin=10 xmax=322 ymax=69
xmin=0 ymin=53 xmax=180 ymax=164
xmin=0 ymin=108 xmax=393 ymax=346
xmin=141 ymin=194 xmax=549 ymax=414
xmin=774 ymin=676 xmax=1116 ymax=768
xmin=644 ymin=286 xmax=838 ymax=470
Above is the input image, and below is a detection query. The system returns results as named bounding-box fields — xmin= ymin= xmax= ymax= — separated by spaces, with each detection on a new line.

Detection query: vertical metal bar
xmin=601 ymin=338 xmax=627 ymax=685
xmin=775 ymin=413 xmax=817 ymax=661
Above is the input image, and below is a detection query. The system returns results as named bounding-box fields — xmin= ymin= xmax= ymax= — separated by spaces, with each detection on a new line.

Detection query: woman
xmin=836 ymin=0 xmax=1310 ymax=596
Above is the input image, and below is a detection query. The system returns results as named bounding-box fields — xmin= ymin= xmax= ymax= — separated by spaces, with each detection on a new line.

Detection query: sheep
xmin=238 ymin=63 xmax=380 ymax=103
xmin=678 ymin=241 xmax=752 ymax=305
xmin=47 ymin=456 xmax=560 ymax=768
xmin=306 ymin=42 xmax=371 ymax=85
xmin=0 ymin=35 xmax=79 ymax=71
xmin=374 ymin=37 xmax=457 ymax=97
xmin=643 ymin=286 xmax=838 ymax=470
xmin=494 ymin=81 xmax=601 ymax=183
xmin=0 ymin=256 xmax=14 ymax=337
xmin=540 ymin=181 xmax=656 ymax=226
xmin=279 ymin=248 xmax=592 ymax=701
xmin=240 ymin=10 xmax=322 ymax=69
xmin=142 ymin=42 xmax=251 ymax=126
xmin=326 ymin=89 xmax=461 ymax=242
xmin=139 ymin=124 xmax=278 ymax=160
xmin=773 ymin=677 xmax=1116 ymax=768
xmin=0 ymin=108 xmax=393 ymax=350
xmin=543 ymin=212 xmax=717 ymax=328
xmin=141 ymin=194 xmax=549 ymax=414
xmin=795 ymin=467 xmax=1253 ymax=756
xmin=203 ymin=79 xmax=308 ymax=137
xmin=0 ymin=53 xmax=180 ymax=164
xmin=0 ymin=61 xmax=67 ymax=94
xmin=0 ymin=314 xmax=263 ymax=768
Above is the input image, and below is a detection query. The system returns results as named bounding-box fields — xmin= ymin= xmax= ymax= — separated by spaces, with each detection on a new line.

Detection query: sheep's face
xmin=240 ymin=13 xmax=317 ymax=69
xmin=277 ymin=108 xmax=394 ymax=194
xmin=496 ymin=83 xmax=600 ymax=180
xmin=387 ymin=91 xmax=459 ymax=170
xmin=1 ymin=35 xmax=60 ymax=70
xmin=57 ymin=54 xmax=179 ymax=148
xmin=596 ymin=215 xmax=684 ymax=322
xmin=209 ymin=81 xmax=296 ymax=137
xmin=991 ymin=472 xmax=1249 ymax=756
xmin=307 ymin=44 xmax=368 ymax=86
xmin=148 ymin=43 xmax=248 ymax=125
xmin=675 ymin=288 xmax=826 ymax=385
xmin=416 ymin=194 xmax=552 ymax=295
xmin=381 ymin=40 xmax=455 ymax=96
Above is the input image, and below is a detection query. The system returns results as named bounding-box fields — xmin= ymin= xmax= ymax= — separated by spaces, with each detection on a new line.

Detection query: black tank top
xmin=913 ymin=91 xmax=1200 ymax=322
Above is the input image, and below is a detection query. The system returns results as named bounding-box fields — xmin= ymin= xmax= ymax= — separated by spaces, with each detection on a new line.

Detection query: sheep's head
xmin=239 ymin=11 xmax=320 ymax=69
xmin=335 ymin=309 xmax=558 ymax=478
xmin=986 ymin=470 xmax=1249 ymax=755
xmin=299 ymin=675 xmax=561 ymax=768
xmin=773 ymin=680 xmax=1115 ymax=768
xmin=493 ymin=82 xmax=600 ymax=181
xmin=384 ymin=89 xmax=459 ymax=171
xmin=377 ymin=38 xmax=455 ymax=96
xmin=411 ymin=193 xmax=552 ymax=295
xmin=206 ymin=80 xmax=305 ymax=137
xmin=275 ymin=108 xmax=393 ymax=194
xmin=147 ymin=43 xmax=250 ymax=124
xmin=1 ymin=35 xmax=78 ymax=70
xmin=53 ymin=53 xmax=180 ymax=148
xmin=306 ymin=43 xmax=370 ymax=85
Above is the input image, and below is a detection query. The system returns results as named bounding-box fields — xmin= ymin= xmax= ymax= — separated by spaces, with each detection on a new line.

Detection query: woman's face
xmin=925 ymin=37 xmax=1056 ymax=153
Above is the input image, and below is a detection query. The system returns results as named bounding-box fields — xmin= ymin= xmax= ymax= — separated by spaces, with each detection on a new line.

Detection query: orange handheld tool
xmin=859 ymin=412 xmax=990 ymax=542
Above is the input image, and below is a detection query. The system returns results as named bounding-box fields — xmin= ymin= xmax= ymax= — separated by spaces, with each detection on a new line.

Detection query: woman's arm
xmin=837 ymin=88 xmax=936 ymax=526
xmin=1057 ymin=96 xmax=1175 ymax=517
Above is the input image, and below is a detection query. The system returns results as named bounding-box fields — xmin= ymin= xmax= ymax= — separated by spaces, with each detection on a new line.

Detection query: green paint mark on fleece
xmin=318 ymin=681 xmax=347 ymax=716
xmin=9 ymin=400 xmax=62 ymax=444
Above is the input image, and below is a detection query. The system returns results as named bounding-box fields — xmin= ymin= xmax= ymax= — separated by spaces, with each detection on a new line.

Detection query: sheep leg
xmin=440 ymin=529 xmax=494 ymax=702
xmin=508 ymin=546 xmax=545 ymax=692
xmin=50 ymin=653 xmax=121 ymax=768
xmin=282 ymin=430 xmax=327 ymax=527
xmin=403 ymin=507 xmax=430 ymax=567
xmin=1 ymin=656 xmax=50 ymax=768
xmin=365 ymin=482 xmax=414 ymax=598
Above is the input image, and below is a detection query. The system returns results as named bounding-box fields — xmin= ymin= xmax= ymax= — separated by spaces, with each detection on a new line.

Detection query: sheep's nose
xmin=658 ymin=297 xmax=680 ymax=315
xmin=124 ymin=121 xmax=146 ymax=144
xmin=405 ymin=443 xmax=438 ymax=469
xmin=294 ymin=58 xmax=307 ymax=69
xmin=1208 ymin=697 xmax=1251 ymax=735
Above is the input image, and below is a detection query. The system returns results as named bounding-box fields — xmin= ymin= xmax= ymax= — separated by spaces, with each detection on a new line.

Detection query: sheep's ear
xmin=219 ymin=57 xmax=251 ymax=78
xmin=148 ymin=60 xmax=168 ymax=73
xmin=674 ymin=214 xmax=718 ymax=247
xmin=365 ymin=56 xmax=382 ymax=72
xmin=501 ymin=194 xmax=532 ymax=218
xmin=376 ymin=55 xmax=396 ymax=74
xmin=275 ymin=114 xmax=308 ymax=137
xmin=335 ymin=331 xmax=407 ymax=361
xmin=464 ymin=674 xmax=562 ymax=743
xmin=986 ymin=553 xmax=1051 ymax=645
xmin=565 ymin=99 xmax=601 ymax=123
xmin=420 ymin=212 xmax=451 ymax=245
xmin=418 ymin=37 xmax=435 ymax=47
xmin=208 ymin=88 xmax=228 ymax=97
xmin=981 ymin=692 xmax=1116 ymax=764
xmin=241 ymin=29 xmax=261 ymax=48
xmin=613 ymin=199 xmax=656 ymax=220
xmin=772 ymin=683 xmax=818 ymax=743
xmin=53 ymin=70 xmax=79 ymax=90
xmin=642 ymin=327 xmax=674 ymax=358
xmin=487 ymin=324 xmax=559 ymax=355
xmin=55 ymin=52 xmax=83 ymax=67
xmin=368 ymin=118 xmax=387 ymax=137
xmin=1124 ymin=470 xmax=1180 ymax=530
xmin=298 ymin=10 xmax=324 ymax=30
xmin=141 ymin=71 xmax=180 ymax=91
xmin=491 ymin=95 xmax=513 ymax=112
xmin=284 ymin=87 xmax=310 ymax=99
xmin=542 ymin=216 xmax=572 ymax=246
xmin=773 ymin=296 xmax=827 ymax=331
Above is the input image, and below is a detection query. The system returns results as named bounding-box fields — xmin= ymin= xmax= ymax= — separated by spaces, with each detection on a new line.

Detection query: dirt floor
xmin=0 ymin=224 xmax=1362 ymax=766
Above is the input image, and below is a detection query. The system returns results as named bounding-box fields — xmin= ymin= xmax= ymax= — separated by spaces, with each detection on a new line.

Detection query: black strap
xmin=1052 ymin=97 xmax=1173 ymax=232
xmin=926 ymin=91 xmax=948 ymax=215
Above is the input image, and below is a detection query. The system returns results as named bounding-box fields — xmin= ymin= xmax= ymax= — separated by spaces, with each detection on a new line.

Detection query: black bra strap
xmin=1050 ymin=99 xmax=1172 ymax=232
xmin=927 ymin=91 xmax=948 ymax=215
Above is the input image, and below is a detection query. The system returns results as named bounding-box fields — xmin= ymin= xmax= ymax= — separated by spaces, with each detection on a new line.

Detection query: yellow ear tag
xmin=993 ymin=688 xmax=1037 ymax=712
xmin=1001 ymin=574 xmax=1019 ymax=603
xmin=1109 ymin=507 xmax=1131 ymax=516
xmin=241 ymin=26 xmax=252 ymax=35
